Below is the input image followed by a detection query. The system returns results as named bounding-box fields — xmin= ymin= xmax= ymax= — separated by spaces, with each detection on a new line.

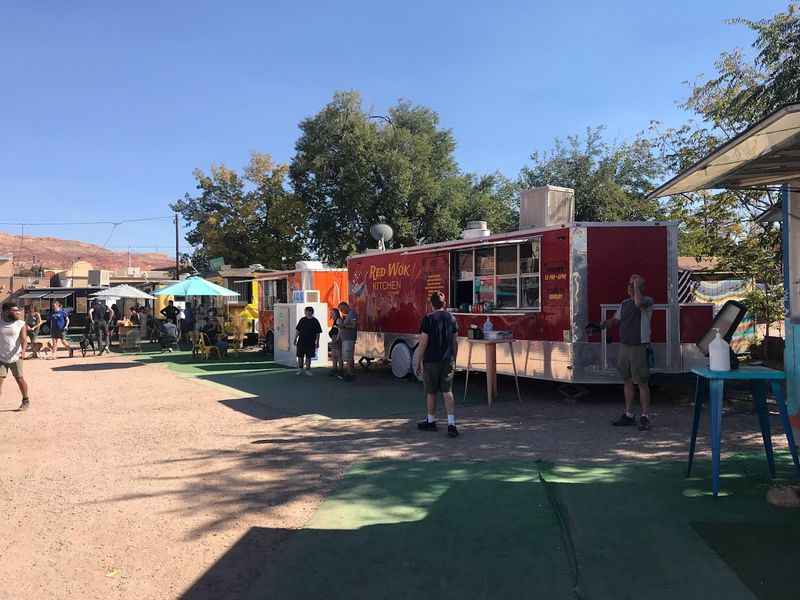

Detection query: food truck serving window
xmin=262 ymin=279 xmax=288 ymax=310
xmin=452 ymin=238 xmax=541 ymax=311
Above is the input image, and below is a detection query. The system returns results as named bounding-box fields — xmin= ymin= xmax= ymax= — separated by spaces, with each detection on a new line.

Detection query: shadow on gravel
xmin=52 ymin=362 xmax=145 ymax=372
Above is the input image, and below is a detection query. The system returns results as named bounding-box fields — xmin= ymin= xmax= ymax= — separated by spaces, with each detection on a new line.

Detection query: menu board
xmin=275 ymin=305 xmax=291 ymax=352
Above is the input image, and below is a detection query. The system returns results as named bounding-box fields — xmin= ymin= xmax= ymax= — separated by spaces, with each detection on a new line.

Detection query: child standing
xmin=294 ymin=306 xmax=322 ymax=376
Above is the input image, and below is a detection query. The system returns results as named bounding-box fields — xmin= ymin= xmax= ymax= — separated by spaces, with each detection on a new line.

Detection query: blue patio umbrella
xmin=154 ymin=276 xmax=239 ymax=298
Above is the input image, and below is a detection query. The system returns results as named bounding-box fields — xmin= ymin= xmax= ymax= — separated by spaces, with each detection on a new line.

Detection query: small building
xmin=12 ymin=286 xmax=104 ymax=328
xmin=0 ymin=255 xmax=14 ymax=302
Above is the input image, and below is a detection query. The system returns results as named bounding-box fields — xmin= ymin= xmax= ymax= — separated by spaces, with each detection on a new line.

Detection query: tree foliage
xmin=686 ymin=3 xmax=800 ymax=131
xmin=518 ymin=127 xmax=664 ymax=222
xmin=290 ymin=91 xmax=517 ymax=265
xmin=173 ymin=153 xmax=305 ymax=271
xmin=651 ymin=4 xmax=798 ymax=326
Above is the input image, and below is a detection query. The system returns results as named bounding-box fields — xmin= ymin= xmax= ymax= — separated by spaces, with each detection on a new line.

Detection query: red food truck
xmin=347 ymin=187 xmax=713 ymax=384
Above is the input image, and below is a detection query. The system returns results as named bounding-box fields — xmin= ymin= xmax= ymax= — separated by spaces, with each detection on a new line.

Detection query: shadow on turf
xmin=181 ymin=479 xmax=566 ymax=600
xmin=179 ymin=458 xmax=800 ymax=600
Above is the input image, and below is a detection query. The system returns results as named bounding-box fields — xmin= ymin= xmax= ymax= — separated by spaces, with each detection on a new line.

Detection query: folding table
xmin=688 ymin=366 xmax=800 ymax=496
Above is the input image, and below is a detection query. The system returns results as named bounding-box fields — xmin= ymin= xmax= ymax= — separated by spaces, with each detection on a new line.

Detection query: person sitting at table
xmin=128 ymin=306 xmax=140 ymax=326
xmin=159 ymin=319 xmax=179 ymax=352
xmin=202 ymin=318 xmax=228 ymax=357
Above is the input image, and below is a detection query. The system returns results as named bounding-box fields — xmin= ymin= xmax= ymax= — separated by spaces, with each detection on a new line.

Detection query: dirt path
xmin=0 ymin=353 xmax=786 ymax=599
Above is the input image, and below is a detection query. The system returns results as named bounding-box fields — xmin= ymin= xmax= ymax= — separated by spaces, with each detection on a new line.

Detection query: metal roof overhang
xmin=43 ymin=291 xmax=74 ymax=299
xmin=249 ymin=268 xmax=347 ymax=283
xmin=18 ymin=291 xmax=48 ymax=299
xmin=649 ymin=104 xmax=800 ymax=198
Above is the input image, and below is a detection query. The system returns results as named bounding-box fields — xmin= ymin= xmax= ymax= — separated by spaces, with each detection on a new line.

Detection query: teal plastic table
xmin=688 ymin=366 xmax=800 ymax=497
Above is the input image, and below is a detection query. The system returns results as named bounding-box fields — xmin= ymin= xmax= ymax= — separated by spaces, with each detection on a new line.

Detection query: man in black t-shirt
xmin=413 ymin=291 xmax=459 ymax=437
xmin=161 ymin=300 xmax=180 ymax=325
xmin=294 ymin=306 xmax=322 ymax=376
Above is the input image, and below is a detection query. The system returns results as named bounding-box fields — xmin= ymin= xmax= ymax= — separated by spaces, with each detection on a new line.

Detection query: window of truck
xmin=451 ymin=238 xmax=541 ymax=311
xmin=261 ymin=278 xmax=288 ymax=310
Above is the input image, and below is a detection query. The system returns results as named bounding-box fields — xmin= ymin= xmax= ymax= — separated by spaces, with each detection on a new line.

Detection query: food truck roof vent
xmin=461 ymin=220 xmax=491 ymax=240
xmin=295 ymin=260 xmax=324 ymax=271
xmin=519 ymin=186 xmax=575 ymax=229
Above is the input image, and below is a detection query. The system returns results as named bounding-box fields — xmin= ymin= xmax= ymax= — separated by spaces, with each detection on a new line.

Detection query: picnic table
xmin=688 ymin=366 xmax=800 ymax=496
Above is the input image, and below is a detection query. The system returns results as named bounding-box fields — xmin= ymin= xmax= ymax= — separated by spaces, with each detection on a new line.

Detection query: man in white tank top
xmin=0 ymin=301 xmax=30 ymax=411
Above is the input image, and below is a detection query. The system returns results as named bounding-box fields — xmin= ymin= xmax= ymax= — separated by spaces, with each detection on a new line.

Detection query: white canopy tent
xmin=91 ymin=284 xmax=155 ymax=300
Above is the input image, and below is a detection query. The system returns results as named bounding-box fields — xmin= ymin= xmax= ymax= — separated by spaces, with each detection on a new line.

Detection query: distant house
xmin=206 ymin=266 xmax=267 ymax=306
xmin=678 ymin=256 xmax=768 ymax=349
xmin=0 ymin=255 xmax=13 ymax=302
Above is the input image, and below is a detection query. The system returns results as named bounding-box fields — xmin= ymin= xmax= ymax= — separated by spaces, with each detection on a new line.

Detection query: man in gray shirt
xmin=338 ymin=302 xmax=358 ymax=381
xmin=601 ymin=274 xmax=654 ymax=431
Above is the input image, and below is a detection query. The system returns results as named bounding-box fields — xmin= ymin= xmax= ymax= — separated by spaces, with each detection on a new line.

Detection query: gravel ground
xmin=0 ymin=352 xmax=788 ymax=600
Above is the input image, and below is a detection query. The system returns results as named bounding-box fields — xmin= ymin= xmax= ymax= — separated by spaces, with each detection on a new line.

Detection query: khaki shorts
xmin=617 ymin=344 xmax=649 ymax=384
xmin=0 ymin=360 xmax=23 ymax=379
xmin=423 ymin=361 xmax=455 ymax=394
xmin=341 ymin=340 xmax=355 ymax=362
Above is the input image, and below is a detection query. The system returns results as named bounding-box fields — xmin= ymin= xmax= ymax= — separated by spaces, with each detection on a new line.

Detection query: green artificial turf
xmin=243 ymin=462 xmax=572 ymax=600
xmin=538 ymin=456 xmax=799 ymax=599
xmin=230 ymin=457 xmax=800 ymax=600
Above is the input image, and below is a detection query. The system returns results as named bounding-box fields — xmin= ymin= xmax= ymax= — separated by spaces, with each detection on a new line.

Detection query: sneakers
xmin=19 ymin=398 xmax=29 ymax=411
xmin=417 ymin=420 xmax=460 ymax=437
xmin=295 ymin=369 xmax=303 ymax=376
xmin=612 ymin=413 xmax=636 ymax=427
xmin=611 ymin=413 xmax=652 ymax=430
xmin=417 ymin=420 xmax=437 ymax=431
xmin=303 ymin=370 xmax=313 ymax=377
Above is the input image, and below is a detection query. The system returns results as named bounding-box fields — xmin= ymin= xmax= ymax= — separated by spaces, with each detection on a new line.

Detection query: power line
xmin=102 ymin=223 xmax=120 ymax=248
xmin=0 ymin=216 xmax=172 ymax=226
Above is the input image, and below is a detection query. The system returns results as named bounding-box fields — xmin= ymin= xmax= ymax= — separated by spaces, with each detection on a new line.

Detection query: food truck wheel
xmin=389 ymin=342 xmax=413 ymax=379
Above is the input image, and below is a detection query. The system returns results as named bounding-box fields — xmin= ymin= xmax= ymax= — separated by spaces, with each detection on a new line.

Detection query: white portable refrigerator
xmin=273 ymin=297 xmax=330 ymax=368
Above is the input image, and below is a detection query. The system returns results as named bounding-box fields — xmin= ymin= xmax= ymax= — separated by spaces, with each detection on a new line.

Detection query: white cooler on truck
xmin=273 ymin=297 xmax=330 ymax=368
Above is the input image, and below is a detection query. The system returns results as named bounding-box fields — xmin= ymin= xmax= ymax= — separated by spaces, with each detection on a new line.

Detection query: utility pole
xmin=174 ymin=212 xmax=180 ymax=281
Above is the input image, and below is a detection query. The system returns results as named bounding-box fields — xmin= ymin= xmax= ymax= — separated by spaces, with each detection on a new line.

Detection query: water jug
xmin=482 ymin=317 xmax=493 ymax=338
xmin=709 ymin=329 xmax=731 ymax=371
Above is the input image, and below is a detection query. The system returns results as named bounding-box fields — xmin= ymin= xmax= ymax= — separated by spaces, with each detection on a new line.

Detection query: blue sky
xmin=0 ymin=1 xmax=790 ymax=255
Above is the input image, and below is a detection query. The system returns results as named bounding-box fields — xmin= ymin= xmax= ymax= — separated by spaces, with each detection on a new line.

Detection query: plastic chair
xmin=194 ymin=332 xmax=221 ymax=360
xmin=122 ymin=329 xmax=142 ymax=352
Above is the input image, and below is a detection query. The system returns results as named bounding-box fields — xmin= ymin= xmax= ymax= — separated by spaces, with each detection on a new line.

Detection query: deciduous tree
xmin=173 ymin=153 xmax=305 ymax=270
xmin=518 ymin=127 xmax=664 ymax=222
